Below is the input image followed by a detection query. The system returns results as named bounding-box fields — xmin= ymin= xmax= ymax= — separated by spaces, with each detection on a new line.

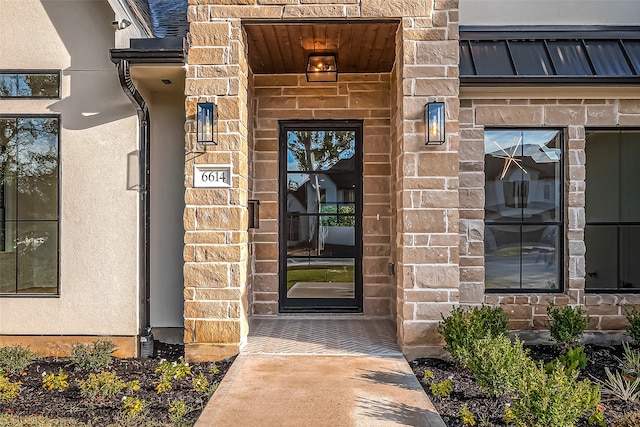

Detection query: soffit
xmin=243 ymin=22 xmax=399 ymax=74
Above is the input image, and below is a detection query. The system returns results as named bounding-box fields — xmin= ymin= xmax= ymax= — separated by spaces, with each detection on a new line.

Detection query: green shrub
xmin=507 ymin=362 xmax=600 ymax=427
xmin=77 ymin=371 xmax=126 ymax=398
xmin=547 ymin=303 xmax=590 ymax=347
xmin=461 ymin=335 xmax=534 ymax=397
xmin=613 ymin=411 xmax=640 ymax=427
xmin=71 ymin=340 xmax=117 ymax=371
xmin=626 ymin=308 xmax=640 ymax=346
xmin=0 ymin=376 xmax=21 ymax=402
xmin=429 ymin=379 xmax=453 ymax=398
xmin=0 ymin=345 xmax=37 ymax=374
xmin=438 ymin=305 xmax=509 ymax=361
xmin=545 ymin=346 xmax=587 ymax=376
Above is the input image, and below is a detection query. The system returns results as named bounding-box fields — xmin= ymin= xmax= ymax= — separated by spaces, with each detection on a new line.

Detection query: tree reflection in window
xmin=0 ymin=117 xmax=59 ymax=294
xmin=0 ymin=72 xmax=59 ymax=98
xmin=484 ymin=129 xmax=562 ymax=291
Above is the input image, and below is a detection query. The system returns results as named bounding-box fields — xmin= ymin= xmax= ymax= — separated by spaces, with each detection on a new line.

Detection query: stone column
xmin=184 ymin=12 xmax=250 ymax=361
xmin=395 ymin=0 xmax=461 ymax=359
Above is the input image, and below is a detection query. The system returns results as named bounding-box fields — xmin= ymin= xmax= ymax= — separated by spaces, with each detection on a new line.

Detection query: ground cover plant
xmin=414 ymin=305 xmax=640 ymax=426
xmin=0 ymin=341 xmax=233 ymax=427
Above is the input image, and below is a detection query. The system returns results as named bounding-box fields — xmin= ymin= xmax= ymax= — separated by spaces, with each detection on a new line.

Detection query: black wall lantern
xmin=424 ymin=101 xmax=445 ymax=145
xmin=306 ymin=53 xmax=338 ymax=82
xmin=197 ymin=102 xmax=218 ymax=145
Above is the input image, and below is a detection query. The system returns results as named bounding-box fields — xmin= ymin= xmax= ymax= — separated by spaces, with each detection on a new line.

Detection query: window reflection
xmin=484 ymin=130 xmax=562 ymax=291
xmin=0 ymin=117 xmax=59 ymax=294
xmin=0 ymin=72 xmax=59 ymax=98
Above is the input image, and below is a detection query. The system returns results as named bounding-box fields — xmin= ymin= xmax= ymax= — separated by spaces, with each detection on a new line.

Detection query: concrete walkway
xmin=195 ymin=318 xmax=446 ymax=427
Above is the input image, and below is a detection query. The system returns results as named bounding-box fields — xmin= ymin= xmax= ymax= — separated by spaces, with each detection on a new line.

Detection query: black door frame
xmin=278 ymin=120 xmax=364 ymax=313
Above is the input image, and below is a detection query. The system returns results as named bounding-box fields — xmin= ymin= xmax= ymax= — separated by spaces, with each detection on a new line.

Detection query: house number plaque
xmin=193 ymin=164 xmax=232 ymax=188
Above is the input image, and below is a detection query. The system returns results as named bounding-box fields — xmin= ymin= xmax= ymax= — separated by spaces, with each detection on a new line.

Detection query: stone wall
xmin=250 ymin=74 xmax=395 ymax=317
xmin=394 ymin=1 xmax=461 ymax=359
xmin=459 ymin=96 xmax=640 ymax=335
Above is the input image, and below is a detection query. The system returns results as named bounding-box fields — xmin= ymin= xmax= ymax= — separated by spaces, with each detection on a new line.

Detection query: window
xmin=484 ymin=129 xmax=563 ymax=291
xmin=0 ymin=72 xmax=60 ymax=98
xmin=585 ymin=130 xmax=640 ymax=291
xmin=0 ymin=116 xmax=59 ymax=295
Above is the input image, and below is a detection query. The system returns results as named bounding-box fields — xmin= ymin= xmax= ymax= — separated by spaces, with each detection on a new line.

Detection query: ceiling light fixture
xmin=306 ymin=53 xmax=338 ymax=82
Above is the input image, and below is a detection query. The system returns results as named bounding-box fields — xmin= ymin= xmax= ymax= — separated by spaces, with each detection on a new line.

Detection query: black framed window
xmin=0 ymin=71 xmax=60 ymax=98
xmin=585 ymin=130 xmax=640 ymax=291
xmin=0 ymin=116 xmax=59 ymax=295
xmin=484 ymin=129 xmax=563 ymax=292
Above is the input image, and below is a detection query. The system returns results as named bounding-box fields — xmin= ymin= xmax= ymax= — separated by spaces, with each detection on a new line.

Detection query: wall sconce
xmin=424 ymin=101 xmax=445 ymax=145
xmin=197 ymin=102 xmax=218 ymax=145
xmin=306 ymin=53 xmax=338 ymax=82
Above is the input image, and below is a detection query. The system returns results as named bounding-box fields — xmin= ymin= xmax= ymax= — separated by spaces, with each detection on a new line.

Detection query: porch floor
xmin=195 ymin=317 xmax=446 ymax=427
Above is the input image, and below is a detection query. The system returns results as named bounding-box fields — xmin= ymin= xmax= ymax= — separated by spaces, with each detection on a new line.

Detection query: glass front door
xmin=279 ymin=121 xmax=363 ymax=312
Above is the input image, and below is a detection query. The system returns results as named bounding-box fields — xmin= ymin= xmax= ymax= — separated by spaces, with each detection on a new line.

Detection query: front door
xmin=278 ymin=120 xmax=363 ymax=312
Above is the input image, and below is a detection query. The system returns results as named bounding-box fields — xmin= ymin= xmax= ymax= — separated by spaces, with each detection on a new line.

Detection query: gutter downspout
xmin=112 ymin=58 xmax=153 ymax=357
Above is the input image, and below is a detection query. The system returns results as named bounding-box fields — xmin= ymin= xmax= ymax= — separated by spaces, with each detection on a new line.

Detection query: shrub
xmin=547 ymin=302 xmax=590 ymax=348
xmin=0 ymin=376 xmax=21 ymax=402
xmin=42 ymin=368 xmax=69 ymax=391
xmin=0 ymin=345 xmax=37 ymax=374
xmin=71 ymin=340 xmax=117 ymax=371
xmin=461 ymin=335 xmax=534 ymax=397
xmin=155 ymin=358 xmax=192 ymax=393
xmin=613 ymin=411 xmax=640 ymax=427
xmin=122 ymin=396 xmax=145 ymax=415
xmin=626 ymin=308 xmax=640 ymax=346
xmin=438 ymin=305 xmax=509 ymax=361
xmin=77 ymin=371 xmax=126 ymax=398
xmin=429 ymin=379 xmax=453 ymax=398
xmin=507 ymin=362 xmax=600 ymax=427
xmin=545 ymin=346 xmax=587 ymax=376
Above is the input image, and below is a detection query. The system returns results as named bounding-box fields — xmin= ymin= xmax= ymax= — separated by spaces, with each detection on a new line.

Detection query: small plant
xmin=77 ymin=371 xmax=126 ymax=398
xmin=438 ymin=305 xmax=509 ymax=361
xmin=192 ymin=373 xmax=210 ymax=394
xmin=422 ymin=369 xmax=434 ymax=381
xmin=598 ymin=367 xmax=640 ymax=402
xmin=122 ymin=396 xmax=145 ymax=415
xmin=508 ymin=362 xmax=600 ymax=427
xmin=545 ymin=346 xmax=587 ymax=375
xmin=209 ymin=363 xmax=220 ymax=375
xmin=547 ymin=302 xmax=590 ymax=348
xmin=588 ymin=405 xmax=606 ymax=427
xmin=613 ymin=411 xmax=640 ymax=427
xmin=126 ymin=379 xmax=141 ymax=393
xmin=459 ymin=404 xmax=476 ymax=426
xmin=42 ymin=368 xmax=69 ymax=391
xmin=169 ymin=399 xmax=193 ymax=427
xmin=71 ymin=340 xmax=117 ymax=371
xmin=617 ymin=341 xmax=640 ymax=378
xmin=625 ymin=308 xmax=640 ymax=346
xmin=0 ymin=345 xmax=37 ymax=374
xmin=155 ymin=358 xmax=192 ymax=393
xmin=461 ymin=335 xmax=534 ymax=397
xmin=429 ymin=379 xmax=453 ymax=398
xmin=0 ymin=376 xmax=21 ymax=402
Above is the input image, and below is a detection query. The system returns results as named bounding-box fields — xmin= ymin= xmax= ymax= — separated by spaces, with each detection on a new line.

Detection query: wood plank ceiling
xmin=244 ymin=22 xmax=399 ymax=74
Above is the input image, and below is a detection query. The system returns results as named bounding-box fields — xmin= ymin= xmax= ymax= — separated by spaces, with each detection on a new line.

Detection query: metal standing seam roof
xmin=124 ymin=0 xmax=188 ymax=38
xmin=460 ymin=27 xmax=640 ymax=85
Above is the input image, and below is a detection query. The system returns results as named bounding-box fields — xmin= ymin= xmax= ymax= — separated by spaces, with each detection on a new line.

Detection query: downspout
xmin=113 ymin=58 xmax=153 ymax=357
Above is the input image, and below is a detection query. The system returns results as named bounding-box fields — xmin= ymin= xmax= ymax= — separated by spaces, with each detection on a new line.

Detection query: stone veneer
xmin=250 ymin=73 xmax=395 ymax=317
xmin=459 ymin=96 xmax=640 ymax=335
xmin=184 ymin=0 xmax=460 ymax=360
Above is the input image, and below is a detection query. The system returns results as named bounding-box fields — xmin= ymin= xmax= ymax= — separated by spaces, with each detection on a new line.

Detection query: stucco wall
xmin=459 ymin=0 xmax=640 ymax=26
xmin=0 ymin=1 xmax=139 ymax=341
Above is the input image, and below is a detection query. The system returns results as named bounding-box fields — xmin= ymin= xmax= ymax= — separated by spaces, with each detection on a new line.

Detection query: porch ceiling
xmin=243 ymin=22 xmax=399 ymax=74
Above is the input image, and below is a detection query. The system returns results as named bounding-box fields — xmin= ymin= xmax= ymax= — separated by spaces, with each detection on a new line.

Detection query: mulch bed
xmin=0 ymin=341 xmax=234 ymax=426
xmin=411 ymin=344 xmax=640 ymax=427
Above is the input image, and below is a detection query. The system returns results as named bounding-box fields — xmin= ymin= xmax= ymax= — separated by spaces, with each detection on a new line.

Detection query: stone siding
xmin=250 ymin=74 xmax=395 ymax=317
xmin=459 ymin=97 xmax=640 ymax=335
